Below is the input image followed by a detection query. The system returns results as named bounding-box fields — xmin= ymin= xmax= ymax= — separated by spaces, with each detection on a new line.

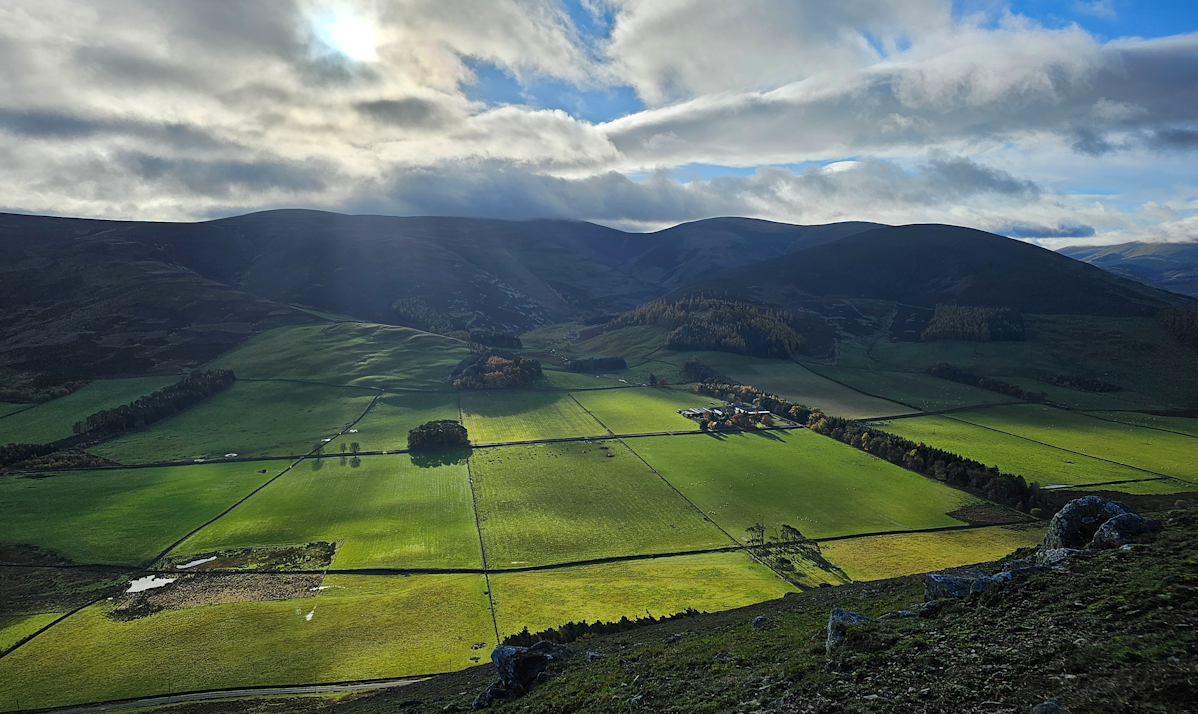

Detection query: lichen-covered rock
xmin=826 ymin=608 xmax=871 ymax=654
xmin=472 ymin=641 xmax=575 ymax=709
xmin=1091 ymin=512 xmax=1157 ymax=549
xmin=751 ymin=616 xmax=771 ymax=631
xmin=925 ymin=568 xmax=1013 ymax=600
xmin=1035 ymin=547 xmax=1079 ymax=568
xmin=1042 ymin=496 xmax=1133 ymax=550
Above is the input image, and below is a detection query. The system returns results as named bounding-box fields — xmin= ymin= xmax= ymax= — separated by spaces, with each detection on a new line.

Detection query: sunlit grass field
xmin=328 ymin=391 xmax=460 ymax=453
xmin=571 ymin=387 xmax=720 ymax=434
xmin=459 ymin=390 xmax=606 ymax=443
xmin=208 ymin=323 xmax=468 ymax=390
xmin=472 ymin=441 xmax=729 ymax=568
xmin=874 ymin=415 xmax=1151 ymax=487
xmin=821 ymin=524 xmax=1045 ymax=582
xmin=630 ymin=430 xmax=980 ymax=540
xmin=0 ymin=377 xmax=174 ymax=445
xmin=0 ymin=462 xmax=280 ymax=565
xmin=175 ymin=455 xmax=482 ymax=570
xmin=1085 ymin=411 xmax=1198 ymax=438
xmin=0 ymin=573 xmax=493 ymax=712
xmin=489 ymin=552 xmax=794 ymax=639
xmin=0 ymin=614 xmax=62 ymax=654
xmin=951 ymin=405 xmax=1198 ymax=482
xmin=92 ymin=380 xmax=376 ymax=464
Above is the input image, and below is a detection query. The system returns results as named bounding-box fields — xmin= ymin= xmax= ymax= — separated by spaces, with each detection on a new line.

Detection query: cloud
xmin=1074 ymin=1 xmax=1116 ymax=20
xmin=1001 ymin=222 xmax=1097 ymax=239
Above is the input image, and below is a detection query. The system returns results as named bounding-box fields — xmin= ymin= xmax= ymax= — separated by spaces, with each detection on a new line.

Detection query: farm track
xmin=26 ymin=678 xmax=425 ymax=714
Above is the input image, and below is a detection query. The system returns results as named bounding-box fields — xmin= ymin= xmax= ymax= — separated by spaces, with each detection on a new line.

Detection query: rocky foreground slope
xmin=147 ymin=502 xmax=1196 ymax=714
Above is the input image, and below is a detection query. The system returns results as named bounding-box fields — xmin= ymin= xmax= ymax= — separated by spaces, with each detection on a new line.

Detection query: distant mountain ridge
xmin=1060 ymin=241 xmax=1198 ymax=298
xmin=1 ymin=210 xmax=1193 ymax=385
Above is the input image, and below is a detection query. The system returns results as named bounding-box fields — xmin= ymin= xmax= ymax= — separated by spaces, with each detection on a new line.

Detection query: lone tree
xmin=407 ymin=420 xmax=469 ymax=451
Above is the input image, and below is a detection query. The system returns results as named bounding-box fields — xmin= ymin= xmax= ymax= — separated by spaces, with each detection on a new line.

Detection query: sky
xmin=0 ymin=1 xmax=1195 ymax=246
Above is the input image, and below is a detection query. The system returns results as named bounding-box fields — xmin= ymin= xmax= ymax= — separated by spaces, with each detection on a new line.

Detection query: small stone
xmin=585 ymin=651 xmax=605 ymax=662
xmin=751 ymin=616 xmax=771 ymax=631
xmin=826 ymin=608 xmax=871 ymax=654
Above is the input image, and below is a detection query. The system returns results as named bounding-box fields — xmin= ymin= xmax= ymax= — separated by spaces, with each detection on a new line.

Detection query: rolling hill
xmin=1061 ymin=241 xmax=1198 ymax=298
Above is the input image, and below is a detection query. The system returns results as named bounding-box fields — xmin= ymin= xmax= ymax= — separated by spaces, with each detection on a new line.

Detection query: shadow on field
xmin=412 ymin=447 xmax=472 ymax=468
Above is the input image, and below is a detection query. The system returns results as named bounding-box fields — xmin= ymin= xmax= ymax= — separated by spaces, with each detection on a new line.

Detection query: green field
xmin=808 ymin=366 xmax=1020 ymax=412
xmin=175 ymin=455 xmax=482 ymax=570
xmin=0 ymin=574 xmax=493 ymax=712
xmin=0 ymin=403 xmax=31 ymax=419
xmin=472 ymin=442 xmax=729 ymax=568
xmin=489 ymin=552 xmax=793 ymax=638
xmin=689 ymin=355 xmax=910 ymax=419
xmin=0 ymin=614 xmax=61 ymax=653
xmin=994 ymin=376 xmax=1169 ymax=411
xmin=821 ymin=525 xmax=1045 ymax=582
xmin=0 ymin=378 xmax=175 ymax=446
xmin=0 ymin=463 xmax=279 ymax=565
xmin=952 ymin=405 xmax=1198 ymax=483
xmin=1086 ymin=412 xmax=1198 ymax=438
xmin=329 ymin=392 xmax=460 ymax=453
xmin=1054 ymin=478 xmax=1198 ymax=496
xmin=208 ymin=323 xmax=467 ymax=390
xmin=571 ymin=387 xmax=721 ymax=434
xmin=535 ymin=370 xmax=624 ymax=390
xmin=630 ymin=430 xmax=980 ymax=540
xmin=874 ymin=415 xmax=1151 ymax=487
xmin=459 ymin=391 xmax=606 ymax=443
xmin=93 ymin=381 xmax=376 ymax=464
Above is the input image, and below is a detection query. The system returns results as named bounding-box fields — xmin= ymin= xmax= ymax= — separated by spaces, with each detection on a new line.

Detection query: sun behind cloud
xmin=316 ymin=10 xmax=378 ymax=62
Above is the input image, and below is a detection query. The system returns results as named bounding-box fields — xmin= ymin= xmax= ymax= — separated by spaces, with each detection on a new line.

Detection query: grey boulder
xmin=1042 ymin=496 xmax=1133 ymax=550
xmin=826 ymin=608 xmax=871 ymax=654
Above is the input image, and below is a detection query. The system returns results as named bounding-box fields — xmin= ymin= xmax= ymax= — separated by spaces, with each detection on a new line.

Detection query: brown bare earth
xmin=155 ymin=542 xmax=337 ymax=572
xmin=945 ymin=502 xmax=1035 ymax=526
xmin=109 ymin=573 xmax=324 ymax=622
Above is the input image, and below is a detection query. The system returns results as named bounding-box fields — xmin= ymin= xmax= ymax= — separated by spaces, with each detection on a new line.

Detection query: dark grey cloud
xmin=127 ymin=153 xmax=332 ymax=198
xmin=1147 ymin=127 xmax=1198 ymax=150
xmin=923 ymin=156 xmax=1041 ymax=198
xmin=0 ymin=109 xmax=230 ymax=150
xmin=355 ymin=98 xmax=452 ymax=128
xmin=74 ymin=45 xmax=206 ymax=90
xmin=1001 ymin=222 xmax=1096 ymax=239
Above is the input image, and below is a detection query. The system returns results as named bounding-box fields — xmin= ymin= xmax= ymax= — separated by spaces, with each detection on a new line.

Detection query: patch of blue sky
xmin=463 ymin=59 xmax=642 ymax=124
xmin=956 ymin=1 xmax=1197 ymax=39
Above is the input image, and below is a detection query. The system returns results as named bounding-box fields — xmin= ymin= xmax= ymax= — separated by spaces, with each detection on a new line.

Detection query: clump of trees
xmin=1045 ymin=374 xmax=1121 ymax=393
xmin=807 ymin=413 xmax=1048 ymax=513
xmin=407 ymin=420 xmax=469 ymax=451
xmin=73 ymin=370 xmax=236 ymax=437
xmin=746 ymin=523 xmax=848 ymax=583
xmin=567 ymin=357 xmax=627 ymax=373
xmin=450 ymin=349 xmax=543 ymax=389
xmin=926 ymin=363 xmax=1046 ymax=401
xmin=0 ymin=373 xmax=88 ymax=404
xmin=608 ymin=296 xmax=804 ymax=359
xmin=392 ymin=298 xmax=471 ymax=340
xmin=683 ymin=358 xmax=722 ymax=383
xmin=922 ymin=305 xmax=1025 ymax=342
xmin=504 ymin=609 xmax=703 ymax=647
xmin=1160 ymin=306 xmax=1198 ymax=350
xmin=470 ymin=331 xmax=523 ymax=349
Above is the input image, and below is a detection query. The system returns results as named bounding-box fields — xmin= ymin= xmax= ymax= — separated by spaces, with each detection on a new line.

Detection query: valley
xmin=1 ymin=215 xmax=1196 ymax=712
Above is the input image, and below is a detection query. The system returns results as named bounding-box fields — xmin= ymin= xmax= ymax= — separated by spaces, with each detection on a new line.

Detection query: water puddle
xmin=175 ymin=556 xmax=218 ymax=570
xmin=127 ymin=576 xmax=177 ymax=593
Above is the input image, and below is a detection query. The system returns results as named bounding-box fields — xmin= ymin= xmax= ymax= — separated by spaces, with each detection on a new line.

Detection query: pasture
xmin=0 ymin=403 xmax=30 ymax=419
xmin=571 ymin=387 xmax=721 ymax=434
xmin=208 ymin=323 xmax=468 ymax=390
xmin=175 ymin=454 xmax=482 ymax=570
xmin=873 ymin=415 xmax=1150 ymax=487
xmin=0 ymin=463 xmax=279 ymax=566
xmin=92 ymin=380 xmax=376 ymax=464
xmin=952 ymin=405 xmax=1198 ymax=482
xmin=535 ymin=370 xmax=619 ymax=389
xmin=629 ymin=430 xmax=980 ymax=540
xmin=1086 ymin=412 xmax=1198 ymax=438
xmin=459 ymin=391 xmax=606 ymax=443
xmin=488 ymin=552 xmax=794 ymax=639
xmin=0 ymin=573 xmax=493 ymax=712
xmin=0 ymin=614 xmax=61 ymax=653
xmin=690 ymin=354 xmax=910 ymax=419
xmin=0 ymin=377 xmax=174 ymax=446
xmin=471 ymin=442 xmax=729 ymax=568
xmin=329 ymin=391 xmax=460 ymax=453
xmin=807 ymin=366 xmax=1020 ymax=412
xmin=1054 ymin=478 xmax=1198 ymax=496
xmin=820 ymin=525 xmax=1045 ymax=582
